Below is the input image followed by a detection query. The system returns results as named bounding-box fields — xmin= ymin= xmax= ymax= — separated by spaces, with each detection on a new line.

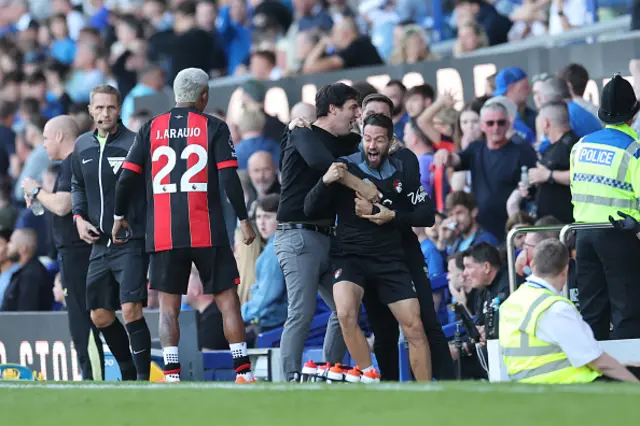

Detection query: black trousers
xmin=362 ymin=237 xmax=455 ymax=381
xmin=576 ymin=228 xmax=640 ymax=340
xmin=59 ymin=246 xmax=105 ymax=380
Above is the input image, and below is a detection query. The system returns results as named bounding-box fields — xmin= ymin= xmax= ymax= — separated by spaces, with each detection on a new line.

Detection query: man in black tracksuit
xmin=21 ymin=115 xmax=104 ymax=380
xmin=71 ymin=85 xmax=151 ymax=381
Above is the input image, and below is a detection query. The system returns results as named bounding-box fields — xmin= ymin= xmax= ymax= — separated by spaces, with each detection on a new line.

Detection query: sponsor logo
xmin=82 ymin=158 xmax=92 ymax=164
xmin=107 ymin=157 xmax=126 ymax=174
xmin=334 ymin=269 xmax=343 ymax=279
xmin=578 ymin=147 xmax=615 ymax=166
xmin=393 ymin=180 xmax=403 ymax=193
xmin=175 ymin=115 xmax=184 ymax=119
xmin=408 ymin=185 xmax=427 ymax=205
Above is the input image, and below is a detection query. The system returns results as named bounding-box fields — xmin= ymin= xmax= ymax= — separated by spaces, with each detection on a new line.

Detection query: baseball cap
xmin=494 ymin=67 xmax=528 ymax=96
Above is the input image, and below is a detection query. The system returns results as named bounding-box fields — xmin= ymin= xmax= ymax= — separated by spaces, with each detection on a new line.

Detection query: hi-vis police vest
xmin=499 ymin=284 xmax=602 ymax=384
xmin=570 ymin=124 xmax=640 ymax=222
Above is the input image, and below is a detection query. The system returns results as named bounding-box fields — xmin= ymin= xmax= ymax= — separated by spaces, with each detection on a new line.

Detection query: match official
xmin=21 ymin=115 xmax=104 ymax=381
xmin=499 ymin=239 xmax=638 ymax=383
xmin=71 ymin=85 xmax=151 ymax=381
xmin=276 ymin=83 xmax=379 ymax=382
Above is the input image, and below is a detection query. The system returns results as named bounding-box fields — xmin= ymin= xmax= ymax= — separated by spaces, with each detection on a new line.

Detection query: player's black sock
xmin=230 ymin=342 xmax=252 ymax=374
xmin=126 ymin=318 xmax=152 ymax=381
xmin=100 ymin=318 xmax=137 ymax=381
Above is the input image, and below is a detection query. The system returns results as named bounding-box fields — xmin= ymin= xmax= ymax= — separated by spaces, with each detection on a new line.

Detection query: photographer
xmin=452 ymin=243 xmax=508 ymax=379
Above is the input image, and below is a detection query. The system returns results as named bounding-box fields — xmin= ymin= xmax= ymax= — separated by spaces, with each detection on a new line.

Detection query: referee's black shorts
xmin=86 ymin=243 xmax=149 ymax=311
xmin=332 ymin=255 xmax=416 ymax=305
xmin=149 ymin=246 xmax=240 ymax=295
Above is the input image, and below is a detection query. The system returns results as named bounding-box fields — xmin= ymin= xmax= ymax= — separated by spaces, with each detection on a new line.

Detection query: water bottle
xmin=520 ymin=166 xmax=529 ymax=189
xmin=30 ymin=198 xmax=45 ymax=216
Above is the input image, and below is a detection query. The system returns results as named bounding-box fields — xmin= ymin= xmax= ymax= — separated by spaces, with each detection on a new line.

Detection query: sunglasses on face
xmin=484 ymin=119 xmax=507 ymax=127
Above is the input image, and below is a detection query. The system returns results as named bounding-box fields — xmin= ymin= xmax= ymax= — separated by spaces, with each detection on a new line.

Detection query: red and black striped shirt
xmin=122 ymin=107 xmax=238 ymax=252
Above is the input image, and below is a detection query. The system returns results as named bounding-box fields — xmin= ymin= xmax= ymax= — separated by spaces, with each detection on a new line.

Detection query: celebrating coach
xmin=276 ymin=83 xmax=379 ymax=382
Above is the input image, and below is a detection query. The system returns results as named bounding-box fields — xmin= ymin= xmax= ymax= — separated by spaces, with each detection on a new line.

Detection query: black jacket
xmin=71 ymin=125 xmax=145 ymax=245
xmin=1 ymin=257 xmax=53 ymax=312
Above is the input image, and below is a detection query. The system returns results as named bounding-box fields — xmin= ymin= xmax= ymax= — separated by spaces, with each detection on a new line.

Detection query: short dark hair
xmin=533 ymin=239 xmax=569 ymax=277
xmin=315 ymin=83 xmax=359 ymax=118
xmin=362 ymin=93 xmax=393 ymax=114
xmin=253 ymin=50 xmax=276 ymax=67
xmin=448 ymin=252 xmax=465 ymax=271
xmin=386 ymin=79 xmax=407 ymax=93
xmin=20 ymin=98 xmax=40 ymax=115
xmin=176 ymin=0 xmax=197 ymax=16
xmin=350 ymin=81 xmax=378 ymax=105
xmin=28 ymin=115 xmax=48 ymax=132
xmin=534 ymin=215 xmax=562 ymax=240
xmin=0 ymin=228 xmax=12 ymax=243
xmin=45 ymin=59 xmax=70 ymax=80
xmin=3 ymin=71 xmax=23 ymax=85
xmin=558 ymin=63 xmax=589 ymax=97
xmin=26 ymin=71 xmax=46 ymax=86
xmin=363 ymin=113 xmax=394 ymax=139
xmin=463 ymin=242 xmax=502 ymax=269
xmin=0 ymin=100 xmax=17 ymax=120
xmin=406 ymin=84 xmax=434 ymax=101
xmin=445 ymin=191 xmax=476 ymax=213
xmin=255 ymin=193 xmax=280 ymax=213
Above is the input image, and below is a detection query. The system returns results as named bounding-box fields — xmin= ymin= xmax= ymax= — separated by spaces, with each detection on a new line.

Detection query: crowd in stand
xmin=0 ymin=0 xmax=635 ymax=353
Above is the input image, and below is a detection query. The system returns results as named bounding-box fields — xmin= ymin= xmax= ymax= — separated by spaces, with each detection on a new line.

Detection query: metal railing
xmin=506 ymin=225 xmax=566 ymax=295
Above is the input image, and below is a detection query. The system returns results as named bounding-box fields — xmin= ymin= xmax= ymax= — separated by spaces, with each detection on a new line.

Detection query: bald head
xmin=9 ymin=228 xmax=38 ymax=262
xmin=43 ymin=115 xmax=80 ymax=160
xmin=290 ymin=102 xmax=316 ymax=123
xmin=248 ymin=151 xmax=277 ymax=196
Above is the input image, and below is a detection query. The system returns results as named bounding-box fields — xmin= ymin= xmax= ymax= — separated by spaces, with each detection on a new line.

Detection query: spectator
xmin=249 ymin=50 xmax=282 ymax=80
xmin=0 ymin=177 xmax=17 ymax=229
xmin=246 ymin=150 xmax=280 ymax=213
xmin=413 ymin=212 xmax=445 ymax=278
xmin=51 ymin=0 xmax=86 ymax=40
xmin=302 ymin=16 xmax=383 ymax=74
xmin=514 ymin=216 xmax=562 ymax=277
xmin=0 ymin=100 xmax=17 ymax=156
xmin=235 ymin=104 xmax=280 ymax=170
xmin=494 ymin=67 xmax=536 ymax=136
xmin=43 ymin=60 xmax=72 ymax=115
xmin=24 ymin=71 xmax=64 ymax=119
xmin=507 ymin=0 xmax=547 ymax=41
xmin=390 ymin=24 xmax=436 ymax=65
xmin=548 ymin=0 xmax=590 ymax=35
xmin=454 ymin=0 xmax=512 ymax=46
xmin=381 ymin=80 xmax=409 ymax=140
xmin=1 ymin=71 xmax=23 ymax=103
xmin=217 ymin=0 xmax=252 ymax=75
xmin=290 ymin=102 xmax=316 ymax=122
xmin=65 ymin=41 xmax=107 ymax=103
xmin=404 ymin=84 xmax=435 ymax=119
xmin=234 ymin=224 xmax=265 ymax=305
xmin=505 ymin=211 xmax=534 ymax=250
xmin=558 ymin=63 xmax=599 ymax=119
xmin=447 ymin=252 xmax=478 ymax=317
xmin=531 ymin=72 xmax=552 ymax=109
xmin=485 ymin=95 xmax=535 ymax=144
xmin=14 ymin=115 xmax=50 ymax=202
xmin=240 ymin=80 xmax=286 ymax=143
xmin=438 ymin=191 xmax=499 ymax=256
xmin=196 ymin=0 xmax=218 ymax=33
xmin=522 ymin=101 xmax=577 ymax=223
xmin=121 ymin=65 xmax=165 ymax=128
xmin=450 ymin=99 xmax=486 ymax=192
xmin=241 ymin=194 xmax=287 ymax=335
xmin=435 ymin=102 xmax=538 ymax=241
xmin=48 ymin=13 xmax=76 ymax=65
xmin=350 ymin=80 xmax=378 ymax=105
xmin=537 ymin=76 xmax=602 ymax=152
xmin=68 ymin=103 xmax=93 ymax=134
xmin=0 ymin=228 xmax=18 ymax=304
xmin=403 ymin=119 xmax=435 ymax=199
xmin=454 ymin=21 xmax=489 ymax=56
xmin=0 ymin=228 xmax=53 ymax=311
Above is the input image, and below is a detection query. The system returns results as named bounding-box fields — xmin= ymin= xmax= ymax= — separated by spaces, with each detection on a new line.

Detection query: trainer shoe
xmin=301 ymin=361 xmax=317 ymax=382
xmin=345 ymin=366 xmax=362 ymax=383
xmin=235 ymin=372 xmax=256 ymax=384
xmin=361 ymin=368 xmax=381 ymax=384
xmin=327 ymin=363 xmax=348 ymax=382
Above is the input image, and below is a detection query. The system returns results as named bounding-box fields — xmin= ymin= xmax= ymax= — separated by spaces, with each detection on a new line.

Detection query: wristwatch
xmin=546 ymin=170 xmax=554 ymax=184
xmin=31 ymin=187 xmax=40 ymax=199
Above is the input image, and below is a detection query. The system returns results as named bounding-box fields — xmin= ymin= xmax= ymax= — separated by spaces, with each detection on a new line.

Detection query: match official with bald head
xmin=20 ymin=115 xmax=105 ymax=381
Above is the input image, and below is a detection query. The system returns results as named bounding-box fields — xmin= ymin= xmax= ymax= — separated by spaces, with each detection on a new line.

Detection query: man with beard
xmin=304 ymin=114 xmax=434 ymax=382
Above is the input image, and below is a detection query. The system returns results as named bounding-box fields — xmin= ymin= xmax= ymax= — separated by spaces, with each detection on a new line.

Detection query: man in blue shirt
xmin=0 ymin=229 xmax=18 ymax=303
xmin=242 ymin=194 xmax=287 ymax=333
xmin=494 ymin=67 xmax=537 ymax=136
xmin=235 ymin=105 xmax=280 ymax=169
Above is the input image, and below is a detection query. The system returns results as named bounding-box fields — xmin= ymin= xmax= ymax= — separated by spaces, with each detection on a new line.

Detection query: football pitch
xmin=0 ymin=381 xmax=637 ymax=426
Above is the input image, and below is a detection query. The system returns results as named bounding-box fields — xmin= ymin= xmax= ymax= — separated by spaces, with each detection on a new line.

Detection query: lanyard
xmin=525 ymin=278 xmax=548 ymax=290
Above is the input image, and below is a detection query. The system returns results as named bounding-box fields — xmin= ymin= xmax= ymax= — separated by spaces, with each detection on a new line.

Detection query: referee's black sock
xmin=100 ymin=318 xmax=137 ymax=381
xmin=126 ymin=318 xmax=151 ymax=381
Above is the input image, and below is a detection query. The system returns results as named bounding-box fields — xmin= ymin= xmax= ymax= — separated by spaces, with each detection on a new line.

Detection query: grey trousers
xmin=274 ymin=228 xmax=346 ymax=379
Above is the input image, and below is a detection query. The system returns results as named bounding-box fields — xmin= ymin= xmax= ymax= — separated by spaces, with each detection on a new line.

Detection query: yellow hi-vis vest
xmin=498 ymin=285 xmax=602 ymax=384
xmin=570 ymin=124 xmax=640 ymax=223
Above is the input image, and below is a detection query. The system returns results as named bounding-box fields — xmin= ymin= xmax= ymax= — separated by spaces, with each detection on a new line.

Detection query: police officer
xmin=570 ymin=74 xmax=640 ymax=341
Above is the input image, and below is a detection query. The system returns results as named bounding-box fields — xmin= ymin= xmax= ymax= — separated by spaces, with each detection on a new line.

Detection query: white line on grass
xmin=0 ymin=382 xmax=639 ymax=395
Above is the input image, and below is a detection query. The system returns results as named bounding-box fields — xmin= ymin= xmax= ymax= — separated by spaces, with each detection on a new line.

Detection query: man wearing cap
xmin=494 ymin=67 xmax=537 ymax=135
xmin=570 ymin=74 xmax=640 ymax=341
xmin=240 ymin=80 xmax=286 ymax=142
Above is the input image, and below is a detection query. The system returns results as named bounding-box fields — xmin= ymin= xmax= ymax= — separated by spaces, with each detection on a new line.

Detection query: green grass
xmin=0 ymin=382 xmax=638 ymax=426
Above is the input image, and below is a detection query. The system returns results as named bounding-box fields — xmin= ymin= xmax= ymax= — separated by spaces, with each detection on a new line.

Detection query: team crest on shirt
xmin=108 ymin=157 xmax=126 ymax=174
xmin=334 ymin=269 xmax=343 ymax=279
xmin=393 ymin=180 xmax=403 ymax=193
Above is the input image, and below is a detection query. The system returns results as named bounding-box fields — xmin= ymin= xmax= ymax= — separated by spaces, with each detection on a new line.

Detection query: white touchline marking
xmin=0 ymin=382 xmax=638 ymax=395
